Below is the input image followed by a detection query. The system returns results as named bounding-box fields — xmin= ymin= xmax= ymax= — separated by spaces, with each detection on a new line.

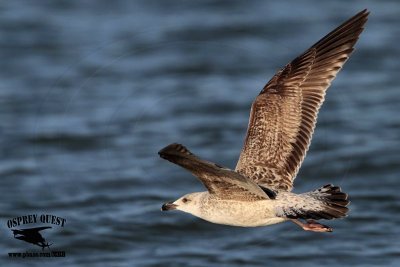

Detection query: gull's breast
xmin=199 ymin=199 xmax=286 ymax=227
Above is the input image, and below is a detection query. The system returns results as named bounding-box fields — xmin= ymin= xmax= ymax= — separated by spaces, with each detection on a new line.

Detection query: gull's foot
xmin=303 ymin=220 xmax=332 ymax=232
xmin=291 ymin=219 xmax=333 ymax=233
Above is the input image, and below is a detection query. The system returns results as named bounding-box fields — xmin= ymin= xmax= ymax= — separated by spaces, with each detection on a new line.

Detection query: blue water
xmin=1 ymin=1 xmax=399 ymax=266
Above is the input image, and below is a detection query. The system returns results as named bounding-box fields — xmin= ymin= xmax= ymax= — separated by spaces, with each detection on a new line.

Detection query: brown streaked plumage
xmin=159 ymin=143 xmax=271 ymax=201
xmin=235 ymin=9 xmax=369 ymax=192
xmin=159 ymin=10 xmax=368 ymax=232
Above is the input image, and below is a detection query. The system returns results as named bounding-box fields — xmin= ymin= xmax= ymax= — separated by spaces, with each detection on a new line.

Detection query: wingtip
xmin=158 ymin=143 xmax=177 ymax=158
xmin=356 ymin=8 xmax=370 ymax=23
xmin=158 ymin=143 xmax=193 ymax=158
xmin=361 ymin=8 xmax=370 ymax=15
xmin=347 ymin=8 xmax=370 ymax=27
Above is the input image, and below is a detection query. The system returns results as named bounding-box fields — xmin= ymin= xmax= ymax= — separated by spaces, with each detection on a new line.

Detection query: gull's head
xmin=161 ymin=192 xmax=203 ymax=214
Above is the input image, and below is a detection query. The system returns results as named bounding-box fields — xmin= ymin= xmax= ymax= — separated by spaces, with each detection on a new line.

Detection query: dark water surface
xmin=1 ymin=1 xmax=399 ymax=266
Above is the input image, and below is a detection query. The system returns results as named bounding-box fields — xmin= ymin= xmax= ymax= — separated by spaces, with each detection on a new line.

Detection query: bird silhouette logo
xmin=11 ymin=226 xmax=53 ymax=250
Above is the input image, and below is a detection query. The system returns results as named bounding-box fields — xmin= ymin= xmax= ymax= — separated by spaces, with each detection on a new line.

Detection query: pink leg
xmin=290 ymin=219 xmax=333 ymax=232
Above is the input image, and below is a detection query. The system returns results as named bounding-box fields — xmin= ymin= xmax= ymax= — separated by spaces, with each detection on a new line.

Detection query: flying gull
xmin=159 ymin=10 xmax=368 ymax=232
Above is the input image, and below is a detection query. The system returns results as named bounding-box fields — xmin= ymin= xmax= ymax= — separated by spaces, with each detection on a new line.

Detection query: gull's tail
xmin=277 ymin=184 xmax=350 ymax=220
xmin=304 ymin=184 xmax=350 ymax=219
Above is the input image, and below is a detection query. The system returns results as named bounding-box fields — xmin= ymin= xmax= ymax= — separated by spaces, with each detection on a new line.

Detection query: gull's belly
xmin=199 ymin=200 xmax=286 ymax=227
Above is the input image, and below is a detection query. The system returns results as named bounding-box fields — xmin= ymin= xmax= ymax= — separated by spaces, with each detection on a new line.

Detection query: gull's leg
xmin=290 ymin=219 xmax=333 ymax=232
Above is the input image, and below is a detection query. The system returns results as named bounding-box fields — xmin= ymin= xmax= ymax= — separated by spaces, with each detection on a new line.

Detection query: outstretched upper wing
xmin=235 ymin=10 xmax=369 ymax=192
xmin=159 ymin=143 xmax=270 ymax=201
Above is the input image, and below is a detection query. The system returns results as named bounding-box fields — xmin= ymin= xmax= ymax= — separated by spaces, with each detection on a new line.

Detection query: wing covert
xmin=159 ymin=143 xmax=270 ymax=201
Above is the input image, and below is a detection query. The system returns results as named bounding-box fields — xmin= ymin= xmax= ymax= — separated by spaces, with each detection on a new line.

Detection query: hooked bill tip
xmin=161 ymin=202 xmax=177 ymax=211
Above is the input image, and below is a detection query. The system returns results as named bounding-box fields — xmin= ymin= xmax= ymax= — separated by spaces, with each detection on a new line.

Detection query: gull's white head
xmin=161 ymin=192 xmax=204 ymax=216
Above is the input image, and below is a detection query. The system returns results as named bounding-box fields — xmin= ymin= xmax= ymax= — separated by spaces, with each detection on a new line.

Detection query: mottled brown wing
xmin=159 ymin=143 xmax=270 ymax=201
xmin=235 ymin=10 xmax=369 ymax=192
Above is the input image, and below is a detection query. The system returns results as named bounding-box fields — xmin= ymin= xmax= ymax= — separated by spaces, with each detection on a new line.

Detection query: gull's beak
xmin=161 ymin=202 xmax=178 ymax=211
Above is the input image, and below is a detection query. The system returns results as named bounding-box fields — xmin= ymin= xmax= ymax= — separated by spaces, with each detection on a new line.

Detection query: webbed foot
xmin=291 ymin=219 xmax=332 ymax=232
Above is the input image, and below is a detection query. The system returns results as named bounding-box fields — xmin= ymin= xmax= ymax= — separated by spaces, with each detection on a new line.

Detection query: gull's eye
xmin=182 ymin=198 xmax=190 ymax=203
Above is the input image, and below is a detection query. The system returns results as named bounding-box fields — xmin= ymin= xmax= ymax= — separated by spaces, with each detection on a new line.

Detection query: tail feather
xmin=277 ymin=184 xmax=350 ymax=220
xmin=305 ymin=184 xmax=350 ymax=220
